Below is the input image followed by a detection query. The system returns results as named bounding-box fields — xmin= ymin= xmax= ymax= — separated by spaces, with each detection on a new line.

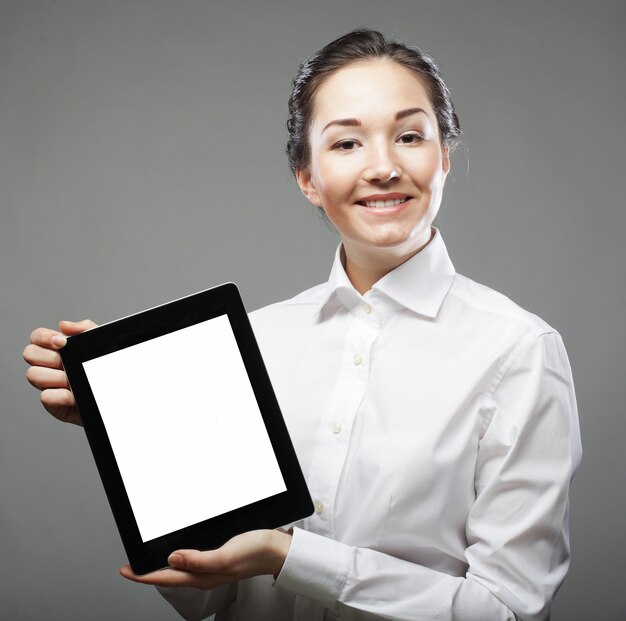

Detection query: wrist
xmin=270 ymin=528 xmax=293 ymax=578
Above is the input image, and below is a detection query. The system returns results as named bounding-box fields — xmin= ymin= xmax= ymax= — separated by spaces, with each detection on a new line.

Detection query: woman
xmin=23 ymin=29 xmax=581 ymax=621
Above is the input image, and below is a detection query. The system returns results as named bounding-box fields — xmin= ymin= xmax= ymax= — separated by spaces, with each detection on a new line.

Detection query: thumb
xmin=59 ymin=319 xmax=98 ymax=336
xmin=168 ymin=549 xmax=217 ymax=572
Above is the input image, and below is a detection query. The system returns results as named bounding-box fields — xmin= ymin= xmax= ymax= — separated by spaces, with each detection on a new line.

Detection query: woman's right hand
xmin=23 ymin=319 xmax=97 ymax=426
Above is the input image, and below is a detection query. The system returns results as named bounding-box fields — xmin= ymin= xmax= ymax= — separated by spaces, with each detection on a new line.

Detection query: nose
xmin=363 ymin=143 xmax=401 ymax=183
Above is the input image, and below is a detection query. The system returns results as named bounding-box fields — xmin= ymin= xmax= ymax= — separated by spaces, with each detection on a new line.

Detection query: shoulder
xmin=443 ymin=272 xmax=571 ymax=385
xmin=448 ymin=272 xmax=558 ymax=342
xmin=246 ymin=282 xmax=329 ymax=367
xmin=248 ymin=282 xmax=326 ymax=335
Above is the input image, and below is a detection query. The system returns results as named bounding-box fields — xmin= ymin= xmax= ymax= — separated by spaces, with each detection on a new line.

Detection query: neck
xmin=342 ymin=229 xmax=435 ymax=296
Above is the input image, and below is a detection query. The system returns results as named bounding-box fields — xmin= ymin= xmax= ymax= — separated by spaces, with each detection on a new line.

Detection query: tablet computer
xmin=60 ymin=282 xmax=313 ymax=575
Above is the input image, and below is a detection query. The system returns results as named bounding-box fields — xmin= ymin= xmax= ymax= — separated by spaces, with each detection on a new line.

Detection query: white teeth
xmin=364 ymin=198 xmax=407 ymax=208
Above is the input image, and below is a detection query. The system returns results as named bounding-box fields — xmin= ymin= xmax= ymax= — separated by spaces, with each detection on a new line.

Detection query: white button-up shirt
xmin=158 ymin=229 xmax=581 ymax=621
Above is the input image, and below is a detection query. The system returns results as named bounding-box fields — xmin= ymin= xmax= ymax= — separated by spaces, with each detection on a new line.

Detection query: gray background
xmin=1 ymin=1 xmax=624 ymax=619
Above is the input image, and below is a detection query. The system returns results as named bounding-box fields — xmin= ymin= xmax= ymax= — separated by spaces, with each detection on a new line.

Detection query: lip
xmin=356 ymin=192 xmax=412 ymax=203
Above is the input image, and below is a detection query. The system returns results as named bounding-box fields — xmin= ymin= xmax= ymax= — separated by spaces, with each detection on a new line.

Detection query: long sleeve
xmin=152 ymin=234 xmax=582 ymax=621
xmin=274 ymin=332 xmax=582 ymax=621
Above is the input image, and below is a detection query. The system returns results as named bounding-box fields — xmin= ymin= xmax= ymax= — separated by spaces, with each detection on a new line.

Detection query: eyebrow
xmin=321 ymin=107 xmax=428 ymax=133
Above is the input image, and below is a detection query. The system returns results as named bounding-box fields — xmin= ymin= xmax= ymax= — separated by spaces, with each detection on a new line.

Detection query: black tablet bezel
xmin=60 ymin=282 xmax=312 ymax=575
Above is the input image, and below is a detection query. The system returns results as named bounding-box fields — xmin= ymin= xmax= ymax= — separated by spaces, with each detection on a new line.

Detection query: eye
xmin=397 ymin=132 xmax=424 ymax=145
xmin=333 ymin=139 xmax=359 ymax=151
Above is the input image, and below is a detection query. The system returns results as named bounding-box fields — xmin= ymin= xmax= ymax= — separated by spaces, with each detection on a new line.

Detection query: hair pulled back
xmin=286 ymin=28 xmax=461 ymax=176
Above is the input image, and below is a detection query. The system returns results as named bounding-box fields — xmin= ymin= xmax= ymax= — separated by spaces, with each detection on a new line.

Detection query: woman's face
xmin=297 ymin=59 xmax=450 ymax=261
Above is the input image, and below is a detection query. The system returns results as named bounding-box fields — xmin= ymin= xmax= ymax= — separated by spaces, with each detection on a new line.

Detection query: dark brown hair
xmin=286 ymin=28 xmax=462 ymax=176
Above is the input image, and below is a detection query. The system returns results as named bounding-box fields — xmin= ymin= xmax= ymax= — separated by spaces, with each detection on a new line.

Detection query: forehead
xmin=311 ymin=59 xmax=434 ymax=126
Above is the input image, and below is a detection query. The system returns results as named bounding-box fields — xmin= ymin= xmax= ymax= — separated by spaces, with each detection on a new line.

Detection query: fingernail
xmin=52 ymin=335 xmax=67 ymax=348
xmin=168 ymin=553 xmax=183 ymax=566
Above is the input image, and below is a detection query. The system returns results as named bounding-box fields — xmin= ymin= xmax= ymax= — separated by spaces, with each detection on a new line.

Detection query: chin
xmin=368 ymin=228 xmax=428 ymax=251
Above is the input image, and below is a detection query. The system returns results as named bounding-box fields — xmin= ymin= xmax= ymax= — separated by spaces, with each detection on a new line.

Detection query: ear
xmin=441 ymin=146 xmax=450 ymax=177
xmin=296 ymin=167 xmax=322 ymax=207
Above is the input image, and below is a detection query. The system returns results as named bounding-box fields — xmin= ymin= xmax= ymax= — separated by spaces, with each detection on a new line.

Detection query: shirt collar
xmin=314 ymin=227 xmax=456 ymax=320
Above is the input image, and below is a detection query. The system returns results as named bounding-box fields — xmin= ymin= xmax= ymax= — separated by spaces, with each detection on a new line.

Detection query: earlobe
xmin=296 ymin=167 xmax=321 ymax=207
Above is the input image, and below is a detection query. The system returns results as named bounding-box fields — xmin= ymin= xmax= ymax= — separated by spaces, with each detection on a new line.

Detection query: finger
xmin=119 ymin=565 xmax=193 ymax=586
xmin=40 ymin=388 xmax=76 ymax=412
xmin=26 ymin=366 xmax=69 ymax=391
xmin=28 ymin=321 xmax=97 ymax=352
xmin=168 ymin=549 xmax=232 ymax=574
xmin=29 ymin=327 xmax=67 ymax=350
xmin=59 ymin=319 xmax=97 ymax=336
xmin=23 ymin=344 xmax=62 ymax=369
xmin=47 ymin=408 xmax=81 ymax=426
xmin=119 ymin=564 xmax=234 ymax=589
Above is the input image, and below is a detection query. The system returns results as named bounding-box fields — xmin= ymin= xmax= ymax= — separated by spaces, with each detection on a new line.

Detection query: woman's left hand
xmin=119 ymin=529 xmax=292 ymax=589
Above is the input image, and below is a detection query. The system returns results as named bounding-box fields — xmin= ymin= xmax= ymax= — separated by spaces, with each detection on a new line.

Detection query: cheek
xmin=410 ymin=150 xmax=445 ymax=191
xmin=427 ymin=169 xmax=445 ymax=193
xmin=314 ymin=159 xmax=355 ymax=202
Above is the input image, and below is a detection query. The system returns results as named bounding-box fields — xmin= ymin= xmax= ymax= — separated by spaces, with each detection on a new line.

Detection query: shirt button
xmin=352 ymin=353 xmax=362 ymax=366
xmin=330 ymin=422 xmax=342 ymax=435
xmin=363 ymin=303 xmax=372 ymax=314
xmin=314 ymin=500 xmax=325 ymax=514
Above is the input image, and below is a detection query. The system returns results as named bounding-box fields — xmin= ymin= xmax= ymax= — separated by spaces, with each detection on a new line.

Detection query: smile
xmin=357 ymin=196 xmax=411 ymax=208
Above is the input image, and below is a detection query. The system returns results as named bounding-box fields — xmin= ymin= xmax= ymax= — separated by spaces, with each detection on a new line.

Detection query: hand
xmin=23 ymin=319 xmax=97 ymax=426
xmin=119 ymin=529 xmax=293 ymax=590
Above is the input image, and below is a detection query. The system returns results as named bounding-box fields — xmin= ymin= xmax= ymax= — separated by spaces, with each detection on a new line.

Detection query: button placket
xmin=303 ymin=313 xmax=380 ymax=537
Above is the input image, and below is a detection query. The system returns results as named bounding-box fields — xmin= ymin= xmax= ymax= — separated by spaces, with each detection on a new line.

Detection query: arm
xmin=121 ymin=529 xmax=292 ymax=620
xmin=121 ymin=332 xmax=581 ymax=621
xmin=24 ymin=320 xmax=247 ymax=621
xmin=274 ymin=331 xmax=581 ymax=621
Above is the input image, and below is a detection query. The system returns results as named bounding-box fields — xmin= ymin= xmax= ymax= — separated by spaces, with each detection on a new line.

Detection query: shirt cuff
xmin=274 ymin=527 xmax=352 ymax=608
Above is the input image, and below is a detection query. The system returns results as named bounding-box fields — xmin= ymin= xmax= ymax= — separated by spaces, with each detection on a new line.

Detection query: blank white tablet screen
xmin=82 ymin=314 xmax=287 ymax=543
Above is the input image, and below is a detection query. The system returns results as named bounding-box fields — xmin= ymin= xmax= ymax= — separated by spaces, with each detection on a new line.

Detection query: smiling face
xmin=297 ymin=59 xmax=450 ymax=269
